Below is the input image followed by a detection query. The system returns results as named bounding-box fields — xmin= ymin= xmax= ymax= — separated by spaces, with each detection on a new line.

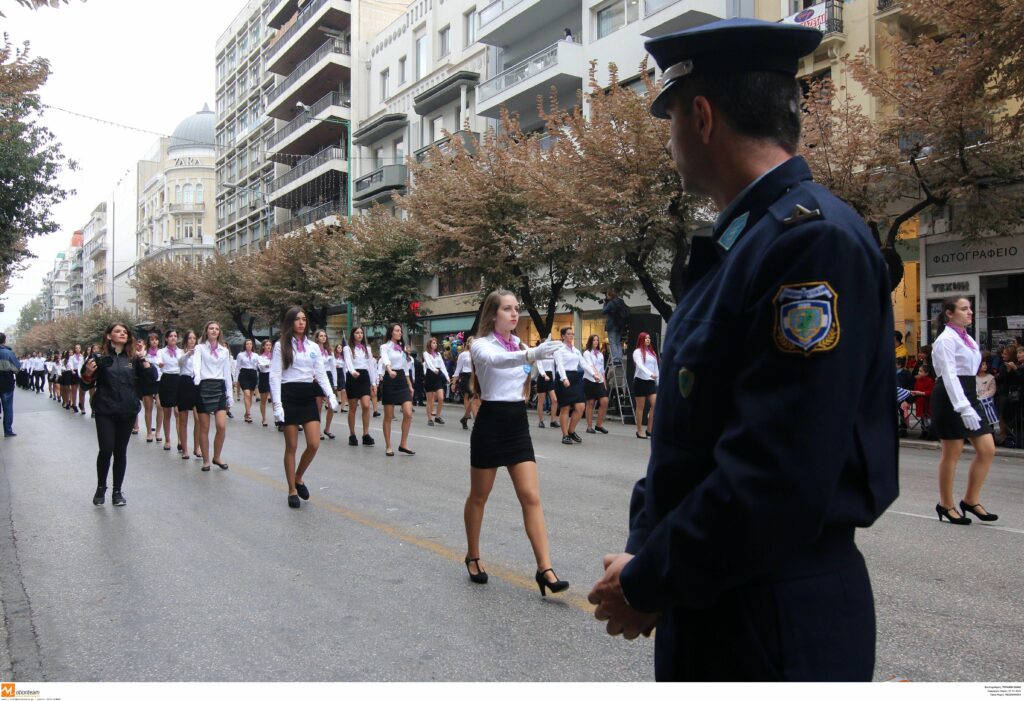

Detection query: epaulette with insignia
xmin=782 ymin=204 xmax=823 ymax=227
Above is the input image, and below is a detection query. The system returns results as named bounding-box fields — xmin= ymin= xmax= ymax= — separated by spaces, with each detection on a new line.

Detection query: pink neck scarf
xmin=295 ymin=337 xmax=305 ymax=353
xmin=321 ymin=346 xmax=330 ymax=357
xmin=209 ymin=342 xmax=218 ymax=358
xmin=495 ymin=333 xmax=518 ymax=353
xmin=168 ymin=346 xmax=177 ymax=358
xmin=262 ymin=351 xmax=272 ymax=358
xmin=356 ymin=343 xmax=367 ymax=355
xmin=148 ymin=348 xmax=158 ymax=357
xmin=246 ymin=350 xmax=252 ymax=359
xmin=949 ymin=324 xmax=976 ymax=350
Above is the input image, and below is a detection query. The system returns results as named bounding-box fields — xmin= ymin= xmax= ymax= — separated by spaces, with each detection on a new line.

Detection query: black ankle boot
xmin=93 ymin=486 xmax=106 ymax=506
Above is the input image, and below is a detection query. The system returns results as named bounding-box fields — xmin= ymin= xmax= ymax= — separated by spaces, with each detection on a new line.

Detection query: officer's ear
xmin=691 ymin=95 xmax=715 ymax=145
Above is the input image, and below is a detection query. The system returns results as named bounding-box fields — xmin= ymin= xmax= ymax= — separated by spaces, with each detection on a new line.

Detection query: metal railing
xmin=272 ymin=200 xmax=344 ymax=236
xmin=414 ymin=130 xmax=481 ymax=161
xmin=479 ymin=41 xmax=564 ymax=102
xmin=877 ymin=0 xmax=898 ymax=10
xmin=354 ymin=164 xmax=407 ymax=194
xmin=824 ymin=0 xmax=844 ymax=34
xmin=644 ymin=0 xmax=681 ymax=15
xmin=267 ymin=38 xmax=350 ymax=106
xmin=269 ymin=145 xmax=346 ymax=194
xmin=477 ymin=0 xmax=524 ymax=30
xmin=169 ymin=202 xmax=206 ymax=213
xmin=267 ymin=90 xmax=351 ymax=150
xmin=267 ymin=0 xmax=332 ymax=60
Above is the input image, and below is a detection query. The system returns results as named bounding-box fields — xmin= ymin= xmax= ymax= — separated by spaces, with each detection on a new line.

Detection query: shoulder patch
xmin=773 ymin=282 xmax=840 ymax=356
xmin=717 ymin=212 xmax=748 ymax=251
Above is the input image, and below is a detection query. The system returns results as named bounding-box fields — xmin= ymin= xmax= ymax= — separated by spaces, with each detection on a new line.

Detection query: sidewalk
xmin=900 ymin=437 xmax=1024 ymax=460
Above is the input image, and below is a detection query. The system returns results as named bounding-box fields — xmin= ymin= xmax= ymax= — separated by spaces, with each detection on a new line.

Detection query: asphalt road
xmin=0 ymin=390 xmax=1021 ymax=682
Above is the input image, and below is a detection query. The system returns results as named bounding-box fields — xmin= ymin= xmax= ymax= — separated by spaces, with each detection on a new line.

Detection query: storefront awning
xmin=430 ymin=315 xmax=475 ymax=334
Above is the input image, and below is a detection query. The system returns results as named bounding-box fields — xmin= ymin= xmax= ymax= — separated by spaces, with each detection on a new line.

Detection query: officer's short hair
xmin=670 ymin=71 xmax=802 ymax=154
xmin=0 ymin=333 xmax=5 ymax=344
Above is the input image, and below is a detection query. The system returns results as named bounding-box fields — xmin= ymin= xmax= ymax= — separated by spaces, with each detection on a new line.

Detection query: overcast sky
xmin=0 ymin=0 xmax=245 ymax=330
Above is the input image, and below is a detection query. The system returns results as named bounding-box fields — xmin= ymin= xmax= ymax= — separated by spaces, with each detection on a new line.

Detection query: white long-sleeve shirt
xmin=554 ymin=345 xmax=584 ymax=381
xmin=344 ymin=344 xmax=377 ymax=382
xmin=470 ymin=333 xmax=533 ymax=402
xmin=632 ymin=348 xmax=659 ymax=382
xmin=453 ymin=350 xmax=473 ymax=376
xmin=235 ymin=350 xmax=260 ymax=371
xmin=156 ymin=346 xmax=183 ymax=375
xmin=423 ymin=351 xmax=450 ymax=381
xmin=380 ymin=341 xmax=411 ymax=372
xmin=68 ymin=353 xmax=84 ymax=376
xmin=269 ymin=337 xmax=333 ymax=406
xmin=257 ymin=352 xmax=272 ymax=374
xmin=931 ymin=325 xmax=982 ymax=412
xmin=316 ymin=346 xmax=335 ymax=382
xmin=582 ymin=349 xmax=605 ymax=383
xmin=193 ymin=342 xmax=233 ymax=399
xmin=179 ymin=349 xmax=196 ymax=378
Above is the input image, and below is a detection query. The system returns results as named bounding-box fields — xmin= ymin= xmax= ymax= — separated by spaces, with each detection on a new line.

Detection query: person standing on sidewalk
xmin=81 ymin=323 xmax=157 ymax=506
xmin=0 ymin=334 xmax=21 ymax=437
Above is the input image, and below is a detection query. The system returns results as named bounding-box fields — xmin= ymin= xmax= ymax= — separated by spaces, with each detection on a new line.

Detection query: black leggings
xmin=95 ymin=414 xmax=134 ymax=490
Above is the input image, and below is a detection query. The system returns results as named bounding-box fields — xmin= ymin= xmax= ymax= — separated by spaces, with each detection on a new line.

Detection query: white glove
xmin=273 ymin=403 xmax=285 ymax=424
xmin=959 ymin=407 xmax=981 ymax=431
xmin=526 ymin=340 xmax=564 ymax=362
xmin=329 ymin=396 xmax=340 ymax=413
xmin=226 ymin=397 xmax=234 ymax=409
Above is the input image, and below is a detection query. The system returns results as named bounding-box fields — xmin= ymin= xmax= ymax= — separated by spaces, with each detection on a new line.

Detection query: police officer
xmin=587 ymin=18 xmax=898 ymax=681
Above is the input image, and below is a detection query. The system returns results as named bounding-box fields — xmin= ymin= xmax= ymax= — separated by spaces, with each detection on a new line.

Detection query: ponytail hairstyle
xmin=934 ymin=296 xmax=968 ymax=336
xmin=636 ymin=332 xmax=657 ymax=363
xmin=280 ymin=307 xmax=305 ymax=371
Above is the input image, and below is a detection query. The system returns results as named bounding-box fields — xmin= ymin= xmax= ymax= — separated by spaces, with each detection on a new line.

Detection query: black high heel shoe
xmin=936 ymin=504 xmax=971 ymax=525
xmin=960 ymin=500 xmax=998 ymax=522
xmin=535 ymin=568 xmax=569 ymax=596
xmin=464 ymin=556 xmax=488 ymax=584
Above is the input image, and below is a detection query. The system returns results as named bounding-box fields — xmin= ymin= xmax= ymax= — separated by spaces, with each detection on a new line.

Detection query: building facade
xmin=81 ymin=202 xmax=109 ymax=309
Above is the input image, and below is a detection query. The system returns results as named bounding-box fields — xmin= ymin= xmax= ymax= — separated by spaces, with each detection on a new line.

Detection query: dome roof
xmin=168 ymin=104 xmax=215 ymax=154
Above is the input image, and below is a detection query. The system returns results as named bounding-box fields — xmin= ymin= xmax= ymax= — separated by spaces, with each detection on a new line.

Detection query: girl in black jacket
xmin=81 ymin=323 xmax=158 ymax=507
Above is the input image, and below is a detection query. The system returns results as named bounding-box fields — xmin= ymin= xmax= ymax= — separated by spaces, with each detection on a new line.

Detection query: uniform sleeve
xmin=931 ymin=335 xmax=971 ymax=412
xmin=632 ymin=349 xmax=652 ymax=380
xmin=554 ymin=349 xmax=568 ymax=382
xmin=381 ymin=343 xmax=393 ymax=369
xmin=620 ymin=222 xmax=896 ymax=612
xmin=472 ymin=339 xmax=529 ymax=370
xmin=313 ymin=351 xmax=333 ymax=399
xmin=343 ymin=346 xmax=356 ymax=376
xmin=223 ymin=350 xmax=233 ymax=397
xmin=438 ymin=357 xmax=451 ymax=381
xmin=270 ymin=343 xmax=283 ymax=406
xmin=193 ymin=347 xmax=204 ymax=386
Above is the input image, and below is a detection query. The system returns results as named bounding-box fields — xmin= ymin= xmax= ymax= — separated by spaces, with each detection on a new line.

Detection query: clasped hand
xmin=588 ymin=553 xmax=659 ymax=640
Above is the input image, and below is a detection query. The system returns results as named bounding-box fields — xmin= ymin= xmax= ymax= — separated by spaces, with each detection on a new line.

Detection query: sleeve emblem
xmin=773 ymin=282 xmax=840 ymax=355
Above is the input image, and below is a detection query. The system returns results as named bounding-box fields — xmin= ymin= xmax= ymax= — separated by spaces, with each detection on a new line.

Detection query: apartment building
xmin=68 ymin=236 xmax=84 ymax=316
xmin=81 ymin=202 xmax=109 ymax=309
xmin=214 ymin=0 xmax=277 ymax=257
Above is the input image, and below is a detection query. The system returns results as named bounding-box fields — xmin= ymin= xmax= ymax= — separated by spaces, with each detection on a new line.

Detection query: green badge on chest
xmin=677 ymin=367 xmax=695 ymax=398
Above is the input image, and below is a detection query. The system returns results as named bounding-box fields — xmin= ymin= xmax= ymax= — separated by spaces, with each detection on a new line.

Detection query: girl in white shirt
xmin=463 ymin=289 xmax=567 ymax=595
xmin=257 ymin=339 xmax=273 ymax=427
xmin=582 ymin=334 xmax=609 ymax=435
xmin=193 ymin=321 xmax=233 ymax=471
xmin=632 ymin=332 xmax=659 ymax=439
xmin=451 ymin=337 xmax=479 ymax=430
xmin=343 ymin=327 xmax=376 ymax=446
xmin=553 ymin=327 xmax=586 ymax=444
xmin=332 ymin=343 xmax=348 ymax=418
xmin=70 ymin=343 xmax=86 ymax=414
xmin=930 ymin=296 xmax=997 ymax=524
xmin=423 ymin=337 xmax=451 ymax=426
xmin=174 ymin=330 xmax=200 ymax=460
xmin=235 ymin=339 xmax=260 ymax=424
xmin=534 ymin=352 xmax=559 ymax=429
xmin=270 ymin=307 xmax=338 ymax=508
xmin=379 ymin=323 xmax=416 ymax=456
xmin=143 ymin=334 xmax=163 ymax=440
xmin=313 ymin=329 xmax=337 ymax=440
xmin=155 ymin=330 xmax=182 ymax=452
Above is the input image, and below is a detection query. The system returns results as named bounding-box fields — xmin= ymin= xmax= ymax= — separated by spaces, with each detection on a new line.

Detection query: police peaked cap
xmin=645 ymin=17 xmax=823 ymax=119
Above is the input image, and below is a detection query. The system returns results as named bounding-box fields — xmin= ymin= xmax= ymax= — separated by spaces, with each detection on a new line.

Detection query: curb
xmin=900 ymin=438 xmax=1024 ymax=460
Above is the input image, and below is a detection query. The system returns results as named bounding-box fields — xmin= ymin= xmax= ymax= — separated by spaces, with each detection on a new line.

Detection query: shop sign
xmin=926 ymin=237 xmax=1024 ymax=276
xmin=930 ymin=280 xmax=971 ymax=294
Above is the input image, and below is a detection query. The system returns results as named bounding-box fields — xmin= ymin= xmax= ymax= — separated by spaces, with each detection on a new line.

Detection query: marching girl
xmin=155 ymin=330 xmax=182 ymax=452
xmin=83 ymin=344 xmax=99 ymax=415
xmin=175 ymin=330 xmax=200 ymax=460
xmin=69 ymin=344 xmax=85 ymax=413
xmin=379 ymin=323 xmax=415 ymax=456
xmin=423 ymin=337 xmax=450 ymax=426
xmin=332 ymin=343 xmax=347 ymax=416
xmin=553 ymin=328 xmax=586 ymax=445
xmin=140 ymin=333 xmax=162 ymax=442
xmin=534 ymin=346 xmax=559 ymax=429
xmin=269 ymin=307 xmax=338 ymax=509
xmin=343 ymin=326 xmax=376 ymax=446
xmin=47 ymin=354 xmax=59 ymax=401
xmin=61 ymin=349 xmax=76 ymax=410
xmin=234 ymin=339 xmax=260 ymax=424
xmin=632 ymin=332 xmax=658 ymax=439
xmin=257 ymin=339 xmax=273 ymax=427
xmin=131 ymin=339 xmax=146 ymax=434
xmin=451 ymin=337 xmax=479 ymax=430
xmin=193 ymin=321 xmax=233 ymax=472
xmin=463 ymin=289 xmax=567 ymax=595
xmin=582 ymin=334 xmax=609 ymax=434
xmin=314 ymin=330 xmax=337 ymax=440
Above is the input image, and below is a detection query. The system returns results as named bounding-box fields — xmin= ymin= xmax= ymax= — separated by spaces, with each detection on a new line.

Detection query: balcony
xmin=265 ymin=0 xmax=298 ymax=29
xmin=169 ymin=202 xmax=206 ymax=214
xmin=477 ymin=41 xmax=584 ymax=132
xmin=266 ymin=0 xmax=351 ymax=76
xmin=271 ymin=201 xmax=345 ymax=237
xmin=640 ymin=0 xmax=731 ymax=36
xmin=477 ymin=0 xmax=581 ymax=49
xmin=353 ymin=164 xmax=407 ymax=209
xmin=782 ymin=1 xmax=845 ymax=45
xmin=267 ymin=145 xmax=347 ymax=208
xmin=83 ymin=238 xmax=107 ymax=260
xmin=413 ymin=71 xmax=480 ymax=117
xmin=414 ymin=130 xmax=482 ymax=163
xmin=267 ymin=90 xmax=350 ymax=162
xmin=352 ymin=112 xmax=408 ymax=147
xmin=265 ymin=38 xmax=351 ymax=121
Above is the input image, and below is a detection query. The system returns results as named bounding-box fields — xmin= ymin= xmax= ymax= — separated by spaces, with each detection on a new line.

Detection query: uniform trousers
xmin=33 ymin=371 xmax=45 ymax=391
xmin=95 ymin=414 xmax=135 ymax=490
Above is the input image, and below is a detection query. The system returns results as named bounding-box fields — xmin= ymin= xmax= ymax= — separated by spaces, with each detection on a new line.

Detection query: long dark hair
xmin=101 ymin=323 xmax=135 ymax=357
xmin=585 ymin=334 xmax=601 ymax=352
xmin=280 ymin=307 xmax=306 ymax=370
xmin=349 ymin=326 xmax=366 ymax=352
xmin=934 ymin=296 xmax=968 ymax=335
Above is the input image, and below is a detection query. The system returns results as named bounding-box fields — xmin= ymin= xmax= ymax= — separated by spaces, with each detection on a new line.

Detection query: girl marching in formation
xmin=343 ymin=326 xmax=376 ymax=446
xmin=176 ymin=330 xmax=200 ymax=460
xmin=235 ymin=339 xmax=260 ymax=424
xmin=193 ymin=321 xmax=232 ymax=472
xmin=314 ymin=329 xmax=337 ymax=440
xmin=332 ymin=342 xmax=348 ymax=420
xmin=139 ymin=333 xmax=161 ymax=442
xmin=422 ymin=337 xmax=450 ymax=426
xmin=71 ymin=344 xmax=85 ymax=413
xmin=582 ymin=334 xmax=609 ymax=435
xmin=463 ymin=289 xmax=568 ymax=595
xmin=554 ymin=327 xmax=587 ymax=445
xmin=379 ymin=323 xmax=416 ymax=457
xmin=270 ymin=307 xmax=338 ymax=508
xmin=257 ymin=339 xmax=273 ymax=427
xmin=632 ymin=332 xmax=658 ymax=439
xmin=155 ymin=330 xmax=181 ymax=452
xmin=451 ymin=337 xmax=478 ymax=430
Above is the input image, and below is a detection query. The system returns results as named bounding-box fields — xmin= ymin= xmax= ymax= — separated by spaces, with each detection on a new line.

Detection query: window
xmin=596 ymin=0 xmax=637 ymax=38
xmin=398 ymin=56 xmax=407 ymax=85
xmin=250 ymin=64 xmax=258 ymax=88
xmin=196 ymin=183 xmax=204 ymax=204
xmin=464 ymin=8 xmax=476 ymax=47
xmin=438 ymin=25 xmax=450 ymax=58
xmin=432 ymin=116 xmax=445 ymax=143
xmin=250 ymin=24 xmax=260 ymax=46
xmin=375 ymin=147 xmax=385 ymax=169
xmin=438 ymin=269 xmax=480 ymax=296
xmin=394 ymin=138 xmax=404 ymax=164
xmin=175 ymin=218 xmax=182 ymax=237
xmin=197 ymin=221 xmax=203 ymax=237
xmin=416 ymin=35 xmax=428 ymax=80
xmin=175 ymin=185 xmax=181 ymax=203
xmin=183 ymin=184 xmax=194 ymax=205
xmin=380 ymin=68 xmax=390 ymax=101
xmin=183 ymin=219 xmax=195 ymax=238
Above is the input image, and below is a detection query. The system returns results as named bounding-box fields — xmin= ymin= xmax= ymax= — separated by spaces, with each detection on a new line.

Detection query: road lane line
xmin=887 ymin=510 xmax=1024 ymax=535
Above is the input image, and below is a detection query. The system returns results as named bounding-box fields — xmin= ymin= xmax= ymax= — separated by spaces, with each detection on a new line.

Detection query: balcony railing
xmin=644 ymin=0 xmax=682 ymax=15
xmin=477 ymin=0 xmax=524 ymax=31
xmin=169 ymin=202 xmax=206 ymax=213
xmin=354 ymin=164 xmax=407 ymax=195
xmin=269 ymin=145 xmax=346 ymax=194
xmin=414 ymin=130 xmax=481 ymax=162
xmin=267 ymin=0 xmax=331 ymax=60
xmin=267 ymin=90 xmax=350 ymax=150
xmin=479 ymin=42 xmax=564 ymax=102
xmin=824 ymin=0 xmax=844 ymax=34
xmin=272 ymin=200 xmax=344 ymax=236
xmin=267 ymin=38 xmax=350 ymax=106
xmin=877 ymin=0 xmax=898 ymax=10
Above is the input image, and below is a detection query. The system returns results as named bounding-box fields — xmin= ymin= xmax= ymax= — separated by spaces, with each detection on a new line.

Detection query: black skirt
xmin=381 ymin=369 xmax=412 ymax=405
xmin=281 ymin=381 xmax=321 ymax=426
xmin=536 ymin=374 xmax=554 ymax=394
xmin=471 ymin=400 xmax=535 ymax=469
xmin=197 ymin=378 xmax=228 ymax=414
xmin=584 ymin=378 xmax=608 ymax=400
xmin=258 ymin=371 xmax=270 ymax=395
xmin=238 ymin=368 xmax=258 ymax=391
xmin=136 ymin=369 xmax=159 ymax=398
xmin=931 ymin=375 xmax=994 ymax=440
xmin=177 ymin=375 xmax=197 ymax=411
xmin=424 ymin=370 xmax=446 ymax=393
xmin=346 ymin=370 xmax=372 ymax=399
xmin=158 ymin=373 xmax=180 ymax=408
xmin=60 ymin=370 xmax=74 ymax=386
xmin=459 ymin=373 xmax=474 ymax=398
xmin=554 ymin=370 xmax=585 ymax=406
xmin=633 ymin=378 xmax=657 ymax=398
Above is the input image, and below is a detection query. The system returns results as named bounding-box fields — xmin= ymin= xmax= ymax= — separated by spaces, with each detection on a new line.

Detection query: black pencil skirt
xmin=633 ymin=378 xmax=657 ymax=398
xmin=237 ymin=368 xmax=258 ymax=392
xmin=381 ymin=370 xmax=412 ymax=405
xmin=931 ymin=375 xmax=994 ymax=440
xmin=281 ymin=381 xmax=321 ymax=426
xmin=177 ymin=375 xmax=197 ymax=411
xmin=584 ymin=378 xmax=608 ymax=400
xmin=346 ymin=371 xmax=372 ymax=399
xmin=197 ymin=378 xmax=228 ymax=415
xmin=257 ymin=371 xmax=270 ymax=395
xmin=471 ymin=400 xmax=535 ymax=469
xmin=158 ymin=373 xmax=180 ymax=408
xmin=554 ymin=370 xmax=585 ymax=406
xmin=424 ymin=370 xmax=446 ymax=393
xmin=458 ymin=372 xmax=474 ymax=398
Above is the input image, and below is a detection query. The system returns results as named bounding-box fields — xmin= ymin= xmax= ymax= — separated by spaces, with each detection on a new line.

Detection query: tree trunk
xmin=624 ymin=252 xmax=675 ymax=321
xmin=668 ymin=226 xmax=689 ymax=305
